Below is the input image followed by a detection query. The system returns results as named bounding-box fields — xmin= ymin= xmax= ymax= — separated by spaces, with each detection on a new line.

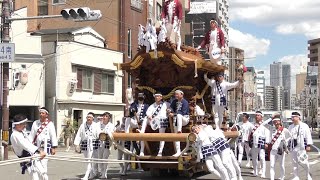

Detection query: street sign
xmin=0 ymin=43 xmax=15 ymax=62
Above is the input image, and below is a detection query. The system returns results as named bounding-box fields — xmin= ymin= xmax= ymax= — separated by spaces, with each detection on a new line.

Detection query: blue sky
xmin=227 ymin=0 xmax=320 ymax=90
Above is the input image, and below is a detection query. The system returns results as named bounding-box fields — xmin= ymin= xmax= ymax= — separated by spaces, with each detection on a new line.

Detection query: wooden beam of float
xmin=100 ymin=131 xmax=239 ymax=142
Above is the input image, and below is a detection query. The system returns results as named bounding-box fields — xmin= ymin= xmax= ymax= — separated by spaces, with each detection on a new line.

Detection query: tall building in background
xmin=296 ymin=73 xmax=307 ymax=96
xmin=274 ymin=86 xmax=284 ymax=111
xmin=270 ymin=62 xmax=291 ymax=109
xmin=265 ymin=86 xmax=275 ymax=110
xmin=228 ymin=47 xmax=244 ymax=120
xmin=270 ymin=62 xmax=282 ymax=86
xmin=256 ymin=71 xmax=265 ymax=109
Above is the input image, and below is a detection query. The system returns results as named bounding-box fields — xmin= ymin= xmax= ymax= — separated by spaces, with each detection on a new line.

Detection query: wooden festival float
xmin=102 ymin=32 xmax=239 ymax=177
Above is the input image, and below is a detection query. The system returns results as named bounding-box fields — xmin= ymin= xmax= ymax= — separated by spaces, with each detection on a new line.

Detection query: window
xmin=52 ymin=0 xmax=66 ymax=4
xmin=101 ymin=74 xmax=114 ymax=94
xmin=127 ymin=29 xmax=132 ymax=58
xmin=156 ymin=2 xmax=162 ymax=20
xmin=128 ymin=74 xmax=132 ymax=88
xmin=38 ymin=0 xmax=48 ymax=15
xmin=82 ymin=69 xmax=93 ymax=90
xmin=131 ymin=0 xmax=143 ymax=11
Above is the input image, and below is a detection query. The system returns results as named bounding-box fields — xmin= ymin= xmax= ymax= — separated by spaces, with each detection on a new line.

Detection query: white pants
xmin=83 ymin=149 xmax=99 ymax=179
xmin=30 ymin=159 xmax=49 ymax=180
xmin=213 ymin=105 xmax=225 ymax=129
xmin=251 ymin=147 xmax=266 ymax=177
xmin=140 ymin=118 xmax=167 ymax=155
xmin=174 ymin=114 xmax=189 ymax=154
xmin=98 ymin=147 xmax=110 ymax=174
xmin=237 ymin=141 xmax=251 ymax=165
xmin=117 ymin=148 xmax=129 ymax=174
xmin=270 ymin=149 xmax=285 ymax=180
xmin=229 ymin=149 xmax=242 ymax=177
xmin=125 ymin=117 xmax=139 ymax=133
xmin=206 ymin=154 xmax=230 ymax=180
xmin=220 ymin=148 xmax=237 ymax=179
xmin=291 ymin=150 xmax=311 ymax=179
xmin=165 ymin=23 xmax=181 ymax=50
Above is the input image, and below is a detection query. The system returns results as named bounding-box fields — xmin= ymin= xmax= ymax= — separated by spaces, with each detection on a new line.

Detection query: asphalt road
xmin=1 ymin=132 xmax=319 ymax=180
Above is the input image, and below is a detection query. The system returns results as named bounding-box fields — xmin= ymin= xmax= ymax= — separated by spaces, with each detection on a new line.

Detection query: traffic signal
xmin=61 ymin=7 xmax=102 ymax=21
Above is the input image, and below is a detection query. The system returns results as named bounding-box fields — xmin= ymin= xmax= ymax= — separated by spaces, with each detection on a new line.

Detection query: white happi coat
xmin=238 ymin=121 xmax=255 ymax=143
xmin=195 ymin=129 xmax=214 ymax=161
xmin=29 ymin=119 xmax=58 ymax=151
xmin=99 ymin=122 xmax=115 ymax=146
xmin=270 ymin=127 xmax=291 ymax=151
xmin=11 ymin=129 xmax=38 ymax=157
xmin=204 ymin=74 xmax=239 ymax=107
xmin=288 ymin=122 xmax=313 ymax=151
xmin=203 ymin=125 xmax=225 ymax=141
xmin=74 ymin=122 xmax=100 ymax=149
xmin=250 ymin=123 xmax=270 ymax=148
xmin=146 ymin=101 xmax=170 ymax=119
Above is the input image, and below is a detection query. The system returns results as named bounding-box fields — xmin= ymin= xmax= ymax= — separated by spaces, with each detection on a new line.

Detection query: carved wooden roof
xmin=120 ymin=39 xmax=225 ymax=73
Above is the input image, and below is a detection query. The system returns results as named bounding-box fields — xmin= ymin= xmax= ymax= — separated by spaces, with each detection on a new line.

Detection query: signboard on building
xmin=188 ymin=1 xmax=217 ymax=14
xmin=0 ymin=43 xmax=15 ymax=62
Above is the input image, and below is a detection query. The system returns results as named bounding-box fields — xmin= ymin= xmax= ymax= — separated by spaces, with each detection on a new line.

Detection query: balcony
xmin=131 ymin=0 xmax=143 ymax=12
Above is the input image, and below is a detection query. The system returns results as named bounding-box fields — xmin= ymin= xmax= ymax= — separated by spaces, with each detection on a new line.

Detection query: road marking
xmin=311 ymin=144 xmax=320 ymax=155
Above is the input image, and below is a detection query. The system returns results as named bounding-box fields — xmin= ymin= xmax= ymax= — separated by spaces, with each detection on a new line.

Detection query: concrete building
xmin=243 ymin=67 xmax=256 ymax=111
xmin=296 ymin=73 xmax=307 ymax=95
xmin=270 ymin=62 xmax=291 ymax=109
xmin=14 ymin=0 xmax=150 ymax=113
xmin=3 ymin=8 xmax=45 ymax=131
xmin=228 ymin=47 xmax=244 ymax=120
xmin=274 ymin=86 xmax=284 ymax=111
xmin=31 ymin=26 xmax=124 ymax=136
xmin=256 ymin=71 xmax=265 ymax=109
xmin=265 ymin=86 xmax=275 ymax=110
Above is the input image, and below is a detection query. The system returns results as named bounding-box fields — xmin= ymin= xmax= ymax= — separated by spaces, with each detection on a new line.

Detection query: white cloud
xmin=230 ymin=0 xmax=320 ymax=38
xmin=229 ymin=28 xmax=271 ymax=58
xmin=260 ymin=54 xmax=308 ymax=93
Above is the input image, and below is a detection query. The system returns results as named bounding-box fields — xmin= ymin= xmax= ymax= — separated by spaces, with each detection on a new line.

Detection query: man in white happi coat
xmin=204 ymin=72 xmax=240 ymax=129
xmin=288 ymin=112 xmax=313 ymax=180
xmin=29 ymin=107 xmax=58 ymax=179
xmin=116 ymin=118 xmax=131 ymax=176
xmin=237 ymin=113 xmax=254 ymax=167
xmin=140 ymin=92 xmax=170 ymax=156
xmin=269 ymin=114 xmax=291 ymax=180
xmin=11 ymin=114 xmax=47 ymax=180
xmin=162 ymin=0 xmax=183 ymax=51
xmin=98 ymin=112 xmax=115 ymax=179
xmin=203 ymin=125 xmax=239 ymax=180
xmin=197 ymin=19 xmax=226 ymax=65
xmin=248 ymin=111 xmax=270 ymax=178
xmin=74 ymin=112 xmax=100 ymax=180
xmin=192 ymin=125 xmax=230 ymax=180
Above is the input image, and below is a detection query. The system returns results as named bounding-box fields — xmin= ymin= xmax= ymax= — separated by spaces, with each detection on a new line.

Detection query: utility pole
xmin=1 ymin=0 xmax=11 ymax=160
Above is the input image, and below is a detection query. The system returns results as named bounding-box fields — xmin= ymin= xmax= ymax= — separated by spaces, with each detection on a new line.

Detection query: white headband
xmin=87 ymin=114 xmax=94 ymax=118
xmin=291 ymin=115 xmax=300 ymax=118
xmin=175 ymin=90 xmax=184 ymax=95
xmin=39 ymin=109 xmax=49 ymax=114
xmin=272 ymin=118 xmax=281 ymax=121
xmin=255 ymin=112 xmax=263 ymax=116
xmin=12 ymin=118 xmax=28 ymax=125
xmin=154 ymin=93 xmax=162 ymax=97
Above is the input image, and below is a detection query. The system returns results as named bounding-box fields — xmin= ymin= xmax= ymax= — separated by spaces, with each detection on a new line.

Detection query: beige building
xmin=228 ymin=47 xmax=244 ymax=120
xmin=243 ymin=67 xmax=257 ymax=111
xmin=296 ymin=73 xmax=307 ymax=95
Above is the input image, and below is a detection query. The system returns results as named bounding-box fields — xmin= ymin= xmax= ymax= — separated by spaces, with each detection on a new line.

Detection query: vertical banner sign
xmin=0 ymin=43 xmax=15 ymax=62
